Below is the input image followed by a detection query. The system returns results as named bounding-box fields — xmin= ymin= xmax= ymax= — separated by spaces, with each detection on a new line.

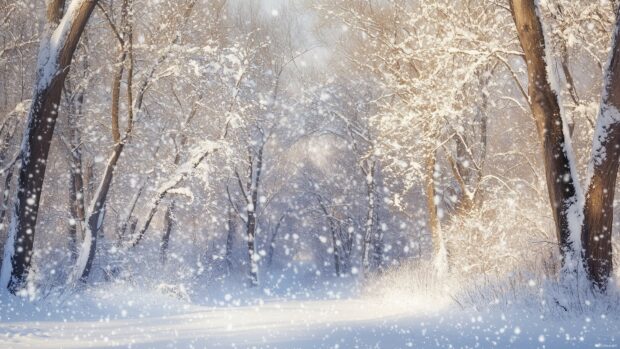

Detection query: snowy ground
xmin=1 ymin=281 xmax=618 ymax=349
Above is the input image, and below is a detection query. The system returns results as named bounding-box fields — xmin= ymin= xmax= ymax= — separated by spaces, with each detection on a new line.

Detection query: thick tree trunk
xmin=510 ymin=0 xmax=581 ymax=268
xmin=0 ymin=0 xmax=97 ymax=293
xmin=581 ymin=8 xmax=620 ymax=290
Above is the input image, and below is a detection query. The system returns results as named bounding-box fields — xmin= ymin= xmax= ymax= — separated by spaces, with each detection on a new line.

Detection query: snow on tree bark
xmin=0 ymin=0 xmax=97 ymax=294
xmin=581 ymin=5 xmax=620 ymax=290
xmin=70 ymin=0 xmax=133 ymax=283
xmin=509 ymin=0 xmax=583 ymax=273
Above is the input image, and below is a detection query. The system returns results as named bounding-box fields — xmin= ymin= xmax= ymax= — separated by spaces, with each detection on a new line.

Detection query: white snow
xmin=156 ymin=140 xmax=221 ymax=195
xmin=36 ymin=0 xmax=90 ymax=90
xmin=168 ymin=187 xmax=194 ymax=203
xmin=588 ymin=16 xmax=620 ymax=181
xmin=0 ymin=282 xmax=617 ymax=349
xmin=67 ymin=225 xmax=92 ymax=286
xmin=590 ymin=105 xmax=620 ymax=167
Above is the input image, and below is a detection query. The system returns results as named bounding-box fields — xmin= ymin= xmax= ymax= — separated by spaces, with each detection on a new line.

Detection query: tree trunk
xmin=160 ymin=201 xmax=175 ymax=264
xmin=0 ymin=164 xmax=15 ymax=270
xmin=66 ymin=80 xmax=86 ymax=263
xmin=0 ymin=166 xmax=14 ymax=232
xmin=71 ymin=0 xmax=135 ymax=283
xmin=246 ymin=211 xmax=258 ymax=286
xmin=372 ymin=212 xmax=384 ymax=271
xmin=266 ymin=213 xmax=286 ymax=268
xmin=0 ymin=0 xmax=97 ymax=294
xmin=316 ymin=195 xmax=341 ymax=276
xmin=360 ymin=160 xmax=377 ymax=273
xmin=426 ymin=150 xmax=447 ymax=273
xmin=510 ymin=0 xmax=581 ymax=268
xmin=224 ymin=206 xmax=235 ymax=273
xmin=71 ymin=39 xmax=130 ymax=283
xmin=117 ymin=175 xmax=147 ymax=244
xmin=581 ymin=7 xmax=620 ymax=290
xmin=130 ymin=141 xmax=215 ymax=247
xmin=67 ymin=129 xmax=85 ymax=263
xmin=72 ymin=142 xmax=124 ymax=283
xmin=0 ymin=115 xmax=17 ymax=232
xmin=245 ymin=145 xmax=263 ymax=287
xmin=155 ymin=101 xmax=198 ymax=264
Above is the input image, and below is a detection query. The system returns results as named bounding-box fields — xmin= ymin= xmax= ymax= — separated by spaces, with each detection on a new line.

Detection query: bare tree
xmin=0 ymin=0 xmax=97 ymax=294
xmin=581 ymin=5 xmax=620 ymax=289
xmin=71 ymin=0 xmax=199 ymax=283
xmin=510 ymin=0 xmax=581 ymax=269
xmin=511 ymin=0 xmax=620 ymax=289
xmin=70 ymin=0 xmax=135 ymax=284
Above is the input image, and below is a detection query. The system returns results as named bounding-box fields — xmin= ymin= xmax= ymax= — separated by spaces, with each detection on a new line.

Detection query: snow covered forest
xmin=1 ymin=0 xmax=620 ymax=347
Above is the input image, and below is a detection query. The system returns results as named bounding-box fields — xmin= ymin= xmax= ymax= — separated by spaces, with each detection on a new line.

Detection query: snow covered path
xmin=1 ymin=296 xmax=617 ymax=349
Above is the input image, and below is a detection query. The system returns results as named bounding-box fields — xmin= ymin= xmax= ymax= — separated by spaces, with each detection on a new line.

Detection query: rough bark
xmin=581 ymin=7 xmax=620 ymax=289
xmin=1 ymin=0 xmax=97 ymax=293
xmin=510 ymin=0 xmax=580 ymax=266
